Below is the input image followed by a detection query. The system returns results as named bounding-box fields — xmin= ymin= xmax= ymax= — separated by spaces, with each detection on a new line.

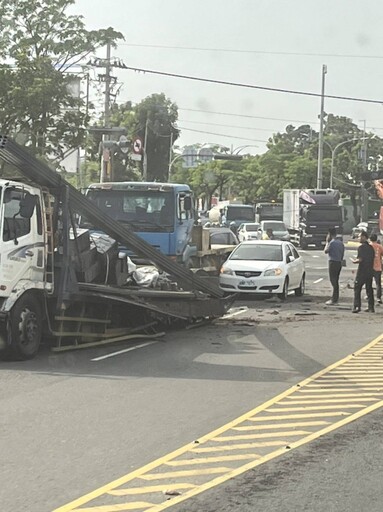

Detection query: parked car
xmin=237 ymin=222 xmax=260 ymax=242
xmin=351 ymin=222 xmax=368 ymax=239
xmin=219 ymin=240 xmax=305 ymax=299
xmin=204 ymin=227 xmax=239 ymax=248
xmin=351 ymin=221 xmax=380 ymax=239
xmin=258 ymin=220 xmax=290 ymax=241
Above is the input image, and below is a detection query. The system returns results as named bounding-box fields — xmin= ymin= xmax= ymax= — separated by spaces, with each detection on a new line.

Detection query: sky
xmin=70 ymin=0 xmax=383 ymax=156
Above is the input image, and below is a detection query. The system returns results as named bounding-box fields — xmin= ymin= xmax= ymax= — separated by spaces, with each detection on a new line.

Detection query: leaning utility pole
xmin=101 ymin=41 xmax=112 ymax=183
xmin=89 ymin=43 xmax=127 ymax=183
xmin=317 ymin=64 xmax=327 ymax=189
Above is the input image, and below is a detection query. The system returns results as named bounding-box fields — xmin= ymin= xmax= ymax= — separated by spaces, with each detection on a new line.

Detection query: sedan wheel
xmin=278 ymin=278 xmax=289 ymax=301
xmin=295 ymin=274 xmax=305 ymax=297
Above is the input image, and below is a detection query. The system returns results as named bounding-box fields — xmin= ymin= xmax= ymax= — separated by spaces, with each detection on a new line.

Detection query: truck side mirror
xmin=184 ymin=196 xmax=192 ymax=211
xmin=19 ymin=192 xmax=37 ymax=219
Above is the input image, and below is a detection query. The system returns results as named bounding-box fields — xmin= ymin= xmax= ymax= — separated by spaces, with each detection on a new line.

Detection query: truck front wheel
xmin=8 ymin=294 xmax=43 ymax=360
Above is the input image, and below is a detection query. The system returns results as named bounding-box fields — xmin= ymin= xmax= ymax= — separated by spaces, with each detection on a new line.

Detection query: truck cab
xmin=82 ymin=182 xmax=194 ymax=263
xmin=0 ymin=181 xmax=46 ymax=302
xmin=255 ymin=202 xmax=283 ymax=223
xmin=222 ymin=204 xmax=255 ymax=231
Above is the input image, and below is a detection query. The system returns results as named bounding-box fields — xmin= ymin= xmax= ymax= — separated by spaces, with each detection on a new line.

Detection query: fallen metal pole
xmin=0 ymin=136 xmax=223 ymax=298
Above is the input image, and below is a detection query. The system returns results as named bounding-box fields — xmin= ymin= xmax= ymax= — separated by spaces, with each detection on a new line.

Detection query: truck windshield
xmin=83 ymin=189 xmax=175 ymax=231
xmin=259 ymin=205 xmax=283 ymax=218
xmin=226 ymin=207 xmax=254 ymax=221
xmin=307 ymin=209 xmax=342 ymax=223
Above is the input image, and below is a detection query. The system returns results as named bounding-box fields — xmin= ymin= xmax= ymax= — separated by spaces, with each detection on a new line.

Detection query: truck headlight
xmin=220 ymin=267 xmax=234 ymax=275
xmin=264 ymin=268 xmax=283 ymax=276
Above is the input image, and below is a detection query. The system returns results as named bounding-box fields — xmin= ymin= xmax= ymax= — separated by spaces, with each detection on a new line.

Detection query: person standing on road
xmin=369 ymin=234 xmax=383 ymax=305
xmin=352 ymin=231 xmax=375 ymax=313
xmin=262 ymin=228 xmax=274 ymax=240
xmin=324 ymin=228 xmax=345 ymax=305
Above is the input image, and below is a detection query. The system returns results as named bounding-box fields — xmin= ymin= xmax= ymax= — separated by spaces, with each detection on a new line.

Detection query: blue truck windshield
xmin=83 ymin=189 xmax=175 ymax=231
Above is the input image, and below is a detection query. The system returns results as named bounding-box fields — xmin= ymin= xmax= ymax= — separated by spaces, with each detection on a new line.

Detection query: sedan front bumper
xmin=219 ymin=274 xmax=285 ymax=294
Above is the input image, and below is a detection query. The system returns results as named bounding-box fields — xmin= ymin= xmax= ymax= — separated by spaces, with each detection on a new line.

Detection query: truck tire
xmin=295 ymin=274 xmax=305 ymax=297
xmin=278 ymin=278 xmax=289 ymax=301
xmin=8 ymin=293 xmax=43 ymax=360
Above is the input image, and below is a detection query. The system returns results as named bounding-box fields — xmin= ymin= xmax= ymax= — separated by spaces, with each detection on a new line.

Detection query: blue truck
xmin=82 ymin=182 xmax=235 ymax=271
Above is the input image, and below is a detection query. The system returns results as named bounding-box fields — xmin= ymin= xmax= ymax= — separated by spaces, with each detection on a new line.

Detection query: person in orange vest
xmin=369 ymin=234 xmax=383 ymax=305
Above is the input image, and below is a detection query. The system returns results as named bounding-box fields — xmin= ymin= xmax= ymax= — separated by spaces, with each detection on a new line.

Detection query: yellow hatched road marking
xmin=140 ymin=468 xmax=230 ymax=480
xmin=165 ymin=453 xmax=261 ymax=466
xmin=213 ymin=430 xmax=310 ymax=442
xmin=53 ymin=334 xmax=383 ymax=512
xmin=108 ymin=484 xmax=196 ymax=496
xmin=266 ymin=405 xmax=363 ymax=411
xmin=249 ymin=412 xmax=350 ymax=420
xmin=305 ymin=383 xmax=383 ymax=388
xmin=281 ymin=397 xmax=379 ymax=404
xmin=329 ymin=373 xmax=383 ymax=376
xmin=73 ymin=503 xmax=155 ymax=511
xmin=300 ymin=388 xmax=383 ymax=393
xmin=233 ymin=421 xmax=330 ymax=430
xmin=316 ymin=376 xmax=383 ymax=381
xmin=193 ymin=441 xmax=288 ymax=453
xmin=287 ymin=393 xmax=383 ymax=399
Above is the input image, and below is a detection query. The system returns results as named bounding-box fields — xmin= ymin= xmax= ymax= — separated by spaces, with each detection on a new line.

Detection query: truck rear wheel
xmin=8 ymin=293 xmax=42 ymax=360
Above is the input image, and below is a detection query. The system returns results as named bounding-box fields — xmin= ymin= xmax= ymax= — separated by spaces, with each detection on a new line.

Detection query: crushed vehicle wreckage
xmin=0 ymin=136 xmax=233 ymax=360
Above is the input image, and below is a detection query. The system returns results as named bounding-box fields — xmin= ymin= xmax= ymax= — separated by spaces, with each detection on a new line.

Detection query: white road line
xmin=313 ymin=278 xmax=324 ymax=284
xmin=223 ymin=307 xmax=249 ymax=319
xmin=312 ymin=255 xmax=320 ymax=258
xmin=91 ymin=341 xmax=158 ymax=362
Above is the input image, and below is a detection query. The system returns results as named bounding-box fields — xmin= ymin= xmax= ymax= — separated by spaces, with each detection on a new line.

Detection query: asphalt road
xmin=2 ymin=245 xmax=383 ymax=512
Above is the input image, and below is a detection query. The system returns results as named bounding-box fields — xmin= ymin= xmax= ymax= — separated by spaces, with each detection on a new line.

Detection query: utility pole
xmin=167 ymin=131 xmax=174 ymax=182
xmin=143 ymin=117 xmax=149 ymax=181
xmin=317 ymin=64 xmax=327 ymax=189
xmin=89 ymin=42 xmax=127 ymax=183
xmin=360 ymin=119 xmax=368 ymax=222
xmin=100 ymin=41 xmax=112 ymax=183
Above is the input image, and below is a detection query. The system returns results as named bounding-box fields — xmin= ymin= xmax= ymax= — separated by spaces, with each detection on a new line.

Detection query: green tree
xmin=0 ymin=0 xmax=123 ymax=159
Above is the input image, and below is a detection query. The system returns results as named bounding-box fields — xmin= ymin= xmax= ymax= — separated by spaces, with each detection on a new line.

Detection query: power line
xmin=179 ymin=107 xmax=319 ymax=125
xmin=179 ymin=119 xmax=280 ymax=133
xmin=120 ymin=43 xmax=383 ymax=60
xmin=177 ymin=126 xmax=267 ymax=143
xmin=124 ymin=66 xmax=383 ymax=105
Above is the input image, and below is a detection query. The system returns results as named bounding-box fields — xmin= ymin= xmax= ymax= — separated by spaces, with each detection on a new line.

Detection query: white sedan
xmin=237 ymin=223 xmax=260 ymax=242
xmin=219 ymin=240 xmax=305 ymax=299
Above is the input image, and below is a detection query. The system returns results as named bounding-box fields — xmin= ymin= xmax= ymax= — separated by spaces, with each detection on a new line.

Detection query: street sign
xmin=131 ymin=153 xmax=142 ymax=162
xmin=198 ymin=147 xmax=214 ymax=163
xmin=182 ymin=146 xmax=198 ymax=168
xmin=133 ymin=137 xmax=143 ymax=154
xmin=119 ymin=135 xmax=130 ymax=154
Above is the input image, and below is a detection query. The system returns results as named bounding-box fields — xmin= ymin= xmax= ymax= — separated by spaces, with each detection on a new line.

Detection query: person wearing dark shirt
xmin=324 ymin=228 xmax=345 ymax=305
xmin=352 ymin=231 xmax=375 ymax=313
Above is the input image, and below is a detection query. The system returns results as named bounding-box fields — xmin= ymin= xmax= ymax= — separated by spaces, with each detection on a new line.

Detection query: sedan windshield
xmin=230 ymin=244 xmax=283 ymax=261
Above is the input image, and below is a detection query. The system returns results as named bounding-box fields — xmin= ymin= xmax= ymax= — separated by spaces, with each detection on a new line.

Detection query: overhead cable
xmin=124 ymin=66 xmax=383 ymax=105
